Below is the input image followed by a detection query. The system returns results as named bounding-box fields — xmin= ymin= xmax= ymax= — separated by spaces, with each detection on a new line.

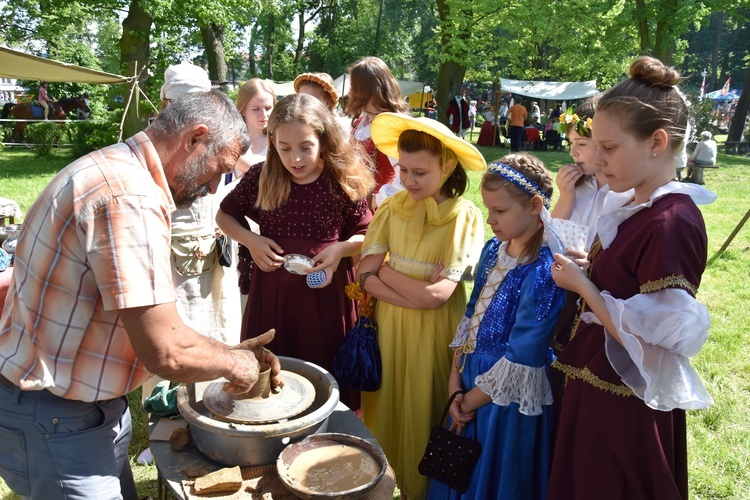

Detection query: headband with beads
xmin=487 ymin=161 xmax=552 ymax=209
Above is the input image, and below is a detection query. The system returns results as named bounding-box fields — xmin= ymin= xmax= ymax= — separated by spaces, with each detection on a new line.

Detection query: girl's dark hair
xmin=596 ymin=56 xmax=687 ymax=153
xmin=442 ymin=166 xmax=468 ymax=198
xmin=482 ymin=153 xmax=553 ymax=263
xmin=398 ymin=129 xmax=468 ymax=198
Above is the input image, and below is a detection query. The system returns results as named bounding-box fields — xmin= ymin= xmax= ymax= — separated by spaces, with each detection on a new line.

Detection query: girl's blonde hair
xmin=235 ymin=78 xmax=276 ymax=123
xmin=482 ymin=153 xmax=553 ymax=263
xmin=346 ymin=57 xmax=409 ymax=117
xmin=256 ymin=94 xmax=375 ymax=211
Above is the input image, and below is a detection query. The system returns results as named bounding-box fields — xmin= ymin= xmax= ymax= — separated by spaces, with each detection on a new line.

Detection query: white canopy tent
xmin=499 ymin=78 xmax=598 ymax=101
xmin=333 ymin=74 xmax=424 ymax=97
xmin=1 ymin=46 xmax=141 ymax=142
xmin=0 ymin=46 xmax=131 ymax=84
xmin=267 ymin=74 xmax=425 ymax=99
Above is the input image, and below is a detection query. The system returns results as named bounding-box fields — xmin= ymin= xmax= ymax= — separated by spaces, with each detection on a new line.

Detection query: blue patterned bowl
xmin=306 ymin=270 xmax=327 ymax=288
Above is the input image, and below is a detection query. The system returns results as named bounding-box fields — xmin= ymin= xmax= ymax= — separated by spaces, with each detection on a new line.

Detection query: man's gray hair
xmin=701 ymin=130 xmax=712 ymax=140
xmin=149 ymin=90 xmax=250 ymax=156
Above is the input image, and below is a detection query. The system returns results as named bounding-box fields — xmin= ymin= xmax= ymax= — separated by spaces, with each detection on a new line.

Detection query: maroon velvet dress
xmin=220 ymin=164 xmax=372 ymax=409
xmin=549 ymin=194 xmax=707 ymax=500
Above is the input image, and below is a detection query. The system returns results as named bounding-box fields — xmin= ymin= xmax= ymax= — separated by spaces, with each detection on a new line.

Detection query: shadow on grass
xmin=134 ymin=473 xmax=160 ymax=499
xmin=0 ymin=148 xmax=73 ymax=179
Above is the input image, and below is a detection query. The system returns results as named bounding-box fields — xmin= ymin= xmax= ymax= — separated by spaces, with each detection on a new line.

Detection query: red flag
xmin=721 ymin=77 xmax=731 ymax=95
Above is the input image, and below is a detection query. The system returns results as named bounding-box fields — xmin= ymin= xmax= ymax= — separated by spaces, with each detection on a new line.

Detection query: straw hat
xmin=293 ymin=73 xmax=339 ymax=108
xmin=370 ymin=113 xmax=486 ymax=171
xmin=160 ymin=62 xmax=212 ymax=101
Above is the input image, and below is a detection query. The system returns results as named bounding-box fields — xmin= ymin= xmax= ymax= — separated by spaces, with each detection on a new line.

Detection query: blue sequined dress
xmin=427 ymin=238 xmax=565 ymax=500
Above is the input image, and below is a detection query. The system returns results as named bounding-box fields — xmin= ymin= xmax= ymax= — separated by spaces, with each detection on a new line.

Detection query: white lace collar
xmin=594 ymin=181 xmax=716 ymax=249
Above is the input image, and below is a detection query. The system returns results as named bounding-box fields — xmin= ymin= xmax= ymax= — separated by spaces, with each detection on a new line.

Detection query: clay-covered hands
xmin=223 ymin=329 xmax=283 ymax=395
xmin=246 ymin=234 xmax=285 ymax=272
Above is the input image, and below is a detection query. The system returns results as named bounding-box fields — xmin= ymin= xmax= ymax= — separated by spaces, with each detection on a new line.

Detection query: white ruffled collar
xmin=594 ymin=181 xmax=716 ymax=249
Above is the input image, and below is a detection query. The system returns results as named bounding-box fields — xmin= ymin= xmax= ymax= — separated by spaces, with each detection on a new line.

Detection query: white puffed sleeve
xmin=582 ymin=288 xmax=713 ymax=410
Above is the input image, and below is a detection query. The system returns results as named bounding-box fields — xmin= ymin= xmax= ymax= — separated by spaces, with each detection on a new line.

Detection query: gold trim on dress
xmin=640 ymin=274 xmax=698 ymax=295
xmin=551 ymin=337 xmax=565 ymax=353
xmin=388 ymin=253 xmax=440 ymax=280
xmin=552 ymin=361 xmax=635 ymax=397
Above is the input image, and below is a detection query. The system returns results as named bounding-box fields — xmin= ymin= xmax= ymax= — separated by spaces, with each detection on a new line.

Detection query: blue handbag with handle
xmin=333 ymin=314 xmax=381 ymax=392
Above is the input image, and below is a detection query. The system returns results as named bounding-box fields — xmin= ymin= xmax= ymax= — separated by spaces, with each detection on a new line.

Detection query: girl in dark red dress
xmin=548 ymin=56 xmax=717 ymax=499
xmin=217 ymin=94 xmax=374 ymax=408
xmin=346 ymin=56 xmax=410 ymax=208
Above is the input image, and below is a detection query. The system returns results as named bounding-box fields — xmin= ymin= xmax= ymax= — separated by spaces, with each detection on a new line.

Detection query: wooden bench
xmin=685 ymin=162 xmax=718 ymax=185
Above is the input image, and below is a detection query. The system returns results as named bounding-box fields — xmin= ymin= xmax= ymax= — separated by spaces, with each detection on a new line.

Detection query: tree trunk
xmin=727 ymin=64 xmax=750 ymax=143
xmin=653 ymin=21 xmax=675 ymax=65
xmin=653 ymin=0 xmax=678 ymax=66
xmin=201 ymin=23 xmax=228 ymax=92
xmin=710 ymin=12 xmax=724 ymax=92
xmin=634 ymin=0 xmax=650 ymax=54
xmin=374 ymin=0 xmax=384 ymax=54
xmin=435 ymin=0 xmax=471 ymax=127
xmin=120 ymin=0 xmax=152 ymax=138
xmin=295 ymin=8 xmax=305 ymax=67
xmin=435 ymin=61 xmax=466 ymax=126
xmin=267 ymin=14 xmax=276 ymax=79
xmin=248 ymin=25 xmax=257 ymax=77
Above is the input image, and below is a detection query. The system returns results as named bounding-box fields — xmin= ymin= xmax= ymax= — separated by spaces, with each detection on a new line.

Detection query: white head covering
xmin=160 ymin=62 xmax=212 ymax=101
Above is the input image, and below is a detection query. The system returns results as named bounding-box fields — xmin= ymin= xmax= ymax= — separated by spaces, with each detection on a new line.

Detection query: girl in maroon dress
xmin=217 ymin=94 xmax=375 ymax=408
xmin=548 ymin=56 xmax=716 ymax=499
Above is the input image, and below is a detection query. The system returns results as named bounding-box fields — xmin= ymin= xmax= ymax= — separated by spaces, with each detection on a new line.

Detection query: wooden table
xmin=149 ymin=401 xmax=395 ymax=499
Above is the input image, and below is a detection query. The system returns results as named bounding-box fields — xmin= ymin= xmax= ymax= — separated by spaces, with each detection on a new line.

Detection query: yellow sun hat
xmin=370 ymin=113 xmax=486 ymax=171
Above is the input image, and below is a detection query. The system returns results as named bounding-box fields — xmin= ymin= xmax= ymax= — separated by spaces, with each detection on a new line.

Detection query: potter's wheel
xmin=202 ymin=370 xmax=315 ymax=424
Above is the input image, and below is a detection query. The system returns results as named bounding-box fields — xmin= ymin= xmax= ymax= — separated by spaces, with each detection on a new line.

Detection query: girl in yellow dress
xmin=356 ymin=114 xmax=486 ymax=498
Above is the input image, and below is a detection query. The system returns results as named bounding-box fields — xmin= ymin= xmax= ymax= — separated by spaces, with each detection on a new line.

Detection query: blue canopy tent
xmin=705 ymin=89 xmax=741 ymax=101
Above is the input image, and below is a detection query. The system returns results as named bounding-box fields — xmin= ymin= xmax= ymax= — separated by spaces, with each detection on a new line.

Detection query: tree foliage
xmin=1 ymin=0 xmax=747 ymax=138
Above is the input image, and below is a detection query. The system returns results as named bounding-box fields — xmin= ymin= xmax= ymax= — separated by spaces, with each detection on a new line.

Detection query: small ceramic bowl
xmin=284 ymin=254 xmax=316 ymax=275
xmin=277 ymin=433 xmax=387 ymax=499
xmin=306 ymin=270 xmax=327 ymax=288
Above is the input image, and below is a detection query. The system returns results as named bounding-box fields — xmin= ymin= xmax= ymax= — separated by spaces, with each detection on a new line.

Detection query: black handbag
xmin=418 ymin=390 xmax=482 ymax=493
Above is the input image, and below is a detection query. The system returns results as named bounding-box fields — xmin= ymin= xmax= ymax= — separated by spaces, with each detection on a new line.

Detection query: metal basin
xmin=177 ymin=356 xmax=340 ymax=466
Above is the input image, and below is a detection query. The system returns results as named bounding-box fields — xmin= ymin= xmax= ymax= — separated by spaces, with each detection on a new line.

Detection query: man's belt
xmin=0 ymin=373 xmax=15 ymax=389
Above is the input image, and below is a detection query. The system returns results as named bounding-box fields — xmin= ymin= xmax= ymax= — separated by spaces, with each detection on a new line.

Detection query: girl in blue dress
xmin=427 ymin=153 xmax=566 ymax=500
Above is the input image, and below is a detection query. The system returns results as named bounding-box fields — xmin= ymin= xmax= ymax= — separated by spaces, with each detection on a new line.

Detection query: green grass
xmin=1 ymin=139 xmax=750 ymax=499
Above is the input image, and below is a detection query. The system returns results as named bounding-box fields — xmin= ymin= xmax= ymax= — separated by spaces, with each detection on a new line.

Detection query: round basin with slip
xmin=277 ymin=433 xmax=387 ymax=499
